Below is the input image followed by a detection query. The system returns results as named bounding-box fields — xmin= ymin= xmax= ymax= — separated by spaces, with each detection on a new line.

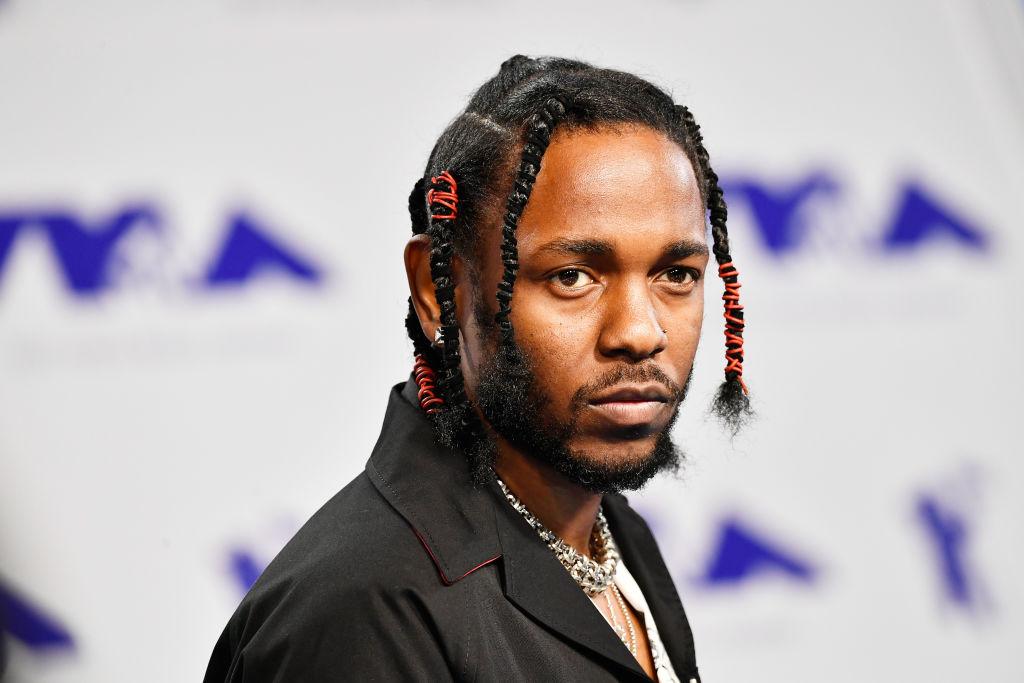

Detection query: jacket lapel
xmin=603 ymin=494 xmax=699 ymax=680
xmin=493 ymin=489 xmax=650 ymax=680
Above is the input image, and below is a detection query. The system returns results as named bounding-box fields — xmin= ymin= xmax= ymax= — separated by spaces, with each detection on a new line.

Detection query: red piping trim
xmin=412 ymin=527 xmax=500 ymax=586
xmin=454 ymin=555 xmax=502 ymax=582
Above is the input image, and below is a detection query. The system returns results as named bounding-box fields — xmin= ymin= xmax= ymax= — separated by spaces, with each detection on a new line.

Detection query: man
xmin=205 ymin=55 xmax=749 ymax=682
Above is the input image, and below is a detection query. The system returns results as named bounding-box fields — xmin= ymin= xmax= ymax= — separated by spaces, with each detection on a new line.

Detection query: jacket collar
xmin=366 ymin=379 xmax=696 ymax=680
xmin=365 ymin=379 xmax=502 ymax=584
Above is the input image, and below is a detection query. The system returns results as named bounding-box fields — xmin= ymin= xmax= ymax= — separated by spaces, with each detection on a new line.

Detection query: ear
xmin=404 ymin=234 xmax=440 ymax=342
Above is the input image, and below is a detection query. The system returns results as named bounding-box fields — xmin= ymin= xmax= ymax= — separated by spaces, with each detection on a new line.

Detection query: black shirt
xmin=204 ymin=380 xmax=701 ymax=682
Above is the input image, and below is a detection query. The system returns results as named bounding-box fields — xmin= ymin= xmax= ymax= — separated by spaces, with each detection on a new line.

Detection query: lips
xmin=586 ymin=383 xmax=672 ymax=429
xmin=589 ymin=383 xmax=672 ymax=405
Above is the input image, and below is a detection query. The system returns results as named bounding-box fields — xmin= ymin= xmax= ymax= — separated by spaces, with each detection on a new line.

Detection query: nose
xmin=596 ymin=277 xmax=668 ymax=362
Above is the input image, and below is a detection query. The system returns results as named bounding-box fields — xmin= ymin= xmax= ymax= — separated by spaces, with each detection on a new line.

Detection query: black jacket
xmin=204 ymin=380 xmax=701 ymax=682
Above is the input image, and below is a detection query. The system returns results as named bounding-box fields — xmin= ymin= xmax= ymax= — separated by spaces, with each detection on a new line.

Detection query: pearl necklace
xmin=494 ymin=477 xmax=619 ymax=597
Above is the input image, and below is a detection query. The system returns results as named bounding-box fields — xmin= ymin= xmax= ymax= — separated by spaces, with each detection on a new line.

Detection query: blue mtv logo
xmin=722 ymin=173 xmax=988 ymax=256
xmin=0 ymin=204 xmax=323 ymax=297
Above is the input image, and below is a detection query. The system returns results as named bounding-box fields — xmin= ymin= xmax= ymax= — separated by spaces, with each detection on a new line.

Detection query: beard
xmin=471 ymin=336 xmax=690 ymax=494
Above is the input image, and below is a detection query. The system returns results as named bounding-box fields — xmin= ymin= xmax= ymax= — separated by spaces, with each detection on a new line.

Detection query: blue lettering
xmin=916 ymin=494 xmax=975 ymax=607
xmin=203 ymin=212 xmax=322 ymax=286
xmin=0 ymin=580 xmax=73 ymax=650
xmin=722 ymin=172 xmax=839 ymax=255
xmin=698 ymin=518 xmax=817 ymax=586
xmin=0 ymin=205 xmax=161 ymax=295
xmin=882 ymin=183 xmax=987 ymax=250
xmin=228 ymin=548 xmax=266 ymax=593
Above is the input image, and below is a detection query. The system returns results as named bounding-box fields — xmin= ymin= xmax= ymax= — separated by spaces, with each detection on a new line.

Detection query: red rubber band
xmin=718 ymin=261 xmax=748 ymax=395
xmin=426 ymin=171 xmax=458 ymax=221
xmin=413 ymin=354 xmax=444 ymax=414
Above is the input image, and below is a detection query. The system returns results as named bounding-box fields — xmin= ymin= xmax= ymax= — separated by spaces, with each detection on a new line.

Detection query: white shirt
xmin=614 ymin=557 xmax=685 ymax=683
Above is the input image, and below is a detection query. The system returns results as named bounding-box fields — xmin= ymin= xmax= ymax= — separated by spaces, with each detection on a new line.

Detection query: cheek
xmin=677 ymin=290 xmax=705 ymax=337
xmin=454 ymin=283 xmax=500 ymax=397
xmin=667 ymin=289 xmax=705 ymax=358
xmin=508 ymin=290 xmax=600 ymax=382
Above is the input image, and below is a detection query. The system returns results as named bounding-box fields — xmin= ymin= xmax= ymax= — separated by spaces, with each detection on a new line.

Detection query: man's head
xmin=404 ymin=56 xmax=750 ymax=490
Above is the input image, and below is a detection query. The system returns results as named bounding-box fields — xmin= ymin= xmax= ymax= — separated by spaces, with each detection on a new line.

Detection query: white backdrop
xmin=1 ymin=1 xmax=1022 ymax=681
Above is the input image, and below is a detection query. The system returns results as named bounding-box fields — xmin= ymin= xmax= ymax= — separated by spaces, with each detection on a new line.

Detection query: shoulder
xmin=250 ymin=471 xmax=438 ymax=610
xmin=206 ymin=473 xmax=448 ymax=682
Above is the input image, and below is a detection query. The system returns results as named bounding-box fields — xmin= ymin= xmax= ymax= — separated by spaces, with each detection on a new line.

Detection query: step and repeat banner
xmin=1 ymin=1 xmax=1022 ymax=681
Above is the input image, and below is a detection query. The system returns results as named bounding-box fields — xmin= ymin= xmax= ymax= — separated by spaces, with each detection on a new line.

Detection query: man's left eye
xmin=552 ymin=269 xmax=595 ymax=289
xmin=658 ymin=267 xmax=698 ymax=285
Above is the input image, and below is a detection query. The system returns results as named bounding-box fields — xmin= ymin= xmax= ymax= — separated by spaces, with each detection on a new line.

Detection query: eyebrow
xmin=535 ymin=238 xmax=613 ymax=257
xmin=534 ymin=237 xmax=709 ymax=260
xmin=663 ymin=239 xmax=710 ymax=260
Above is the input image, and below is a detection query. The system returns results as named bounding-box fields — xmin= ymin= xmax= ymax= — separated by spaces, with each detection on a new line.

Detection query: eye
xmin=551 ymin=269 xmax=596 ymax=289
xmin=657 ymin=267 xmax=700 ymax=285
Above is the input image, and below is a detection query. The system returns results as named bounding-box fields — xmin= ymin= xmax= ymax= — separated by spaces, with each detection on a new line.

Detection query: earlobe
xmin=404 ymin=234 xmax=440 ymax=340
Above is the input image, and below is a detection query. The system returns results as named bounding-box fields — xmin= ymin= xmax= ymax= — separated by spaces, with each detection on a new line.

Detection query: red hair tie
xmin=413 ymin=354 xmax=444 ymax=414
xmin=426 ymin=171 xmax=458 ymax=221
xmin=718 ymin=261 xmax=748 ymax=395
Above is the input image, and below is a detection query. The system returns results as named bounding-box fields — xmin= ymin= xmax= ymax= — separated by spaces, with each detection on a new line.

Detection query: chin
xmin=569 ymin=435 xmax=661 ymax=466
xmin=546 ymin=430 xmax=682 ymax=495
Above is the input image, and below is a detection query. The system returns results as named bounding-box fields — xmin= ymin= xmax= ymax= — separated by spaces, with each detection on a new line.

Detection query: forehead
xmin=515 ymin=124 xmax=706 ymax=253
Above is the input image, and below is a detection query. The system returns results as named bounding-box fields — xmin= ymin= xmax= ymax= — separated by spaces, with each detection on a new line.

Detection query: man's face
xmin=457 ymin=124 xmax=708 ymax=491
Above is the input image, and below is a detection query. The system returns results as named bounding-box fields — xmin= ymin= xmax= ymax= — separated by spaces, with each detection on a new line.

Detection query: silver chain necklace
xmin=495 ymin=476 xmax=619 ymax=597
xmin=605 ymin=583 xmax=638 ymax=657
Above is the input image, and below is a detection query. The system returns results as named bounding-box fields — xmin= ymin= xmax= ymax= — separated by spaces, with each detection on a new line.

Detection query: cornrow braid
xmin=675 ymin=105 xmax=752 ymax=432
xmin=494 ymin=97 xmax=567 ymax=345
xmin=407 ymin=169 xmax=491 ymax=457
xmin=425 ymin=172 xmax=471 ymax=413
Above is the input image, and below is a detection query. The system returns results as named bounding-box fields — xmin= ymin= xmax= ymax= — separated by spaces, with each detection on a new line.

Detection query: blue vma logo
xmin=228 ymin=547 xmax=268 ymax=594
xmin=0 ymin=579 xmax=73 ymax=655
xmin=915 ymin=490 xmax=989 ymax=614
xmin=0 ymin=203 xmax=323 ymax=297
xmin=721 ymin=173 xmax=988 ymax=256
xmin=695 ymin=517 xmax=818 ymax=588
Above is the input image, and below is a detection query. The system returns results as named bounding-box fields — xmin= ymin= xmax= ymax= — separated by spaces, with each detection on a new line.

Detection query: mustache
xmin=570 ymin=363 xmax=687 ymax=409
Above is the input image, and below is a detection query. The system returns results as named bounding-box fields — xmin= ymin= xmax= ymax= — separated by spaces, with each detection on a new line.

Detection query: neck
xmin=493 ymin=437 xmax=602 ymax=557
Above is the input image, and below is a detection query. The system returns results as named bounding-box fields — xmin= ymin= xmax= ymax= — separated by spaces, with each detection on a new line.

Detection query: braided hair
xmin=406 ymin=55 xmax=751 ymax=452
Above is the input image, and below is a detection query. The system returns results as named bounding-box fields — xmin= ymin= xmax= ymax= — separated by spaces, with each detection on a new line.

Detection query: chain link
xmin=495 ymin=476 xmax=620 ymax=597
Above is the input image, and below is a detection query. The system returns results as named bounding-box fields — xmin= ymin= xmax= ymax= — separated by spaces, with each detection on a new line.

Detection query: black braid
xmin=427 ymin=186 xmax=463 ymax=394
xmin=416 ymin=172 xmax=484 ymax=452
xmin=676 ymin=105 xmax=752 ymax=432
xmin=494 ymin=97 xmax=566 ymax=346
